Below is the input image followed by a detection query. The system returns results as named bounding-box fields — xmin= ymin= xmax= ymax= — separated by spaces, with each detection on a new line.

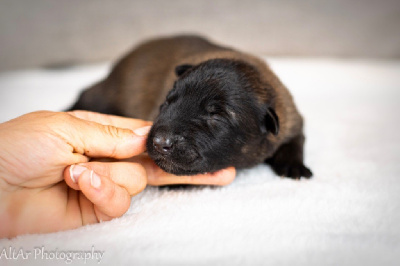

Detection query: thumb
xmin=59 ymin=114 xmax=151 ymax=159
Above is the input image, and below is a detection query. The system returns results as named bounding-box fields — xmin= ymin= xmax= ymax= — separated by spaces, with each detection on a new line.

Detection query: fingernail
xmin=133 ymin=126 xmax=152 ymax=136
xmin=70 ymin=165 xmax=87 ymax=183
xmin=90 ymin=170 xmax=101 ymax=189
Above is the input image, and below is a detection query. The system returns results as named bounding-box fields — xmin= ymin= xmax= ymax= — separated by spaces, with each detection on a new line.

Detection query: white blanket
xmin=0 ymin=58 xmax=399 ymax=266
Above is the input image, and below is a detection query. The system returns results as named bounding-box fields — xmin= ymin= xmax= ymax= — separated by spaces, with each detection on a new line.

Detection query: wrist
xmin=0 ymin=188 xmax=15 ymax=238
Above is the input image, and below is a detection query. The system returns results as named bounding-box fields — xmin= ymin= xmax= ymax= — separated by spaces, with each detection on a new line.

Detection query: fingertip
xmin=70 ymin=165 xmax=76 ymax=183
xmin=64 ymin=165 xmax=80 ymax=190
xmin=201 ymin=167 xmax=236 ymax=186
xmin=217 ymin=167 xmax=236 ymax=186
xmin=89 ymin=170 xmax=102 ymax=189
xmin=78 ymin=170 xmax=105 ymax=202
xmin=116 ymin=131 xmax=148 ymax=158
xmin=133 ymin=125 xmax=152 ymax=137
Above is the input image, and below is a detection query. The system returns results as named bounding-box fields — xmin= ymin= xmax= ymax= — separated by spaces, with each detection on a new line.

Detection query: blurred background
xmin=1 ymin=2 xmax=400 ymax=264
xmin=0 ymin=0 xmax=399 ymax=71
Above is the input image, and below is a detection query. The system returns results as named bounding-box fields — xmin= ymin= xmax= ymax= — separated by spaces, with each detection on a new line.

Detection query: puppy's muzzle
xmin=147 ymin=124 xmax=202 ymax=174
xmin=152 ymin=132 xmax=186 ymax=155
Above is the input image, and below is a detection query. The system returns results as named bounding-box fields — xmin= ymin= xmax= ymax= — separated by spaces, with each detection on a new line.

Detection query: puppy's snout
xmin=153 ymin=135 xmax=174 ymax=154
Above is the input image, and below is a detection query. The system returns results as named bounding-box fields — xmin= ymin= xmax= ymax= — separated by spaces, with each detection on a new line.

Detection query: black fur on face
xmin=146 ymin=59 xmax=279 ymax=175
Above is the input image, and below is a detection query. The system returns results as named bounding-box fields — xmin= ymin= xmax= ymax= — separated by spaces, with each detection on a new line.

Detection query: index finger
xmin=127 ymin=155 xmax=236 ymax=186
xmin=68 ymin=110 xmax=152 ymax=130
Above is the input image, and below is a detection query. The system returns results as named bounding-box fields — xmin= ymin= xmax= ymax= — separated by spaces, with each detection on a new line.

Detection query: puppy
xmin=70 ymin=35 xmax=312 ymax=179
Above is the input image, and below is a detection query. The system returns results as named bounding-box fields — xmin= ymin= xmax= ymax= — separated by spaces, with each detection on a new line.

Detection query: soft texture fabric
xmin=0 ymin=58 xmax=399 ymax=266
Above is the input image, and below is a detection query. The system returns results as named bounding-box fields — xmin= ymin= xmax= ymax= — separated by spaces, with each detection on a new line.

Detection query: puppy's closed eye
xmin=205 ymin=103 xmax=228 ymax=128
xmin=205 ymin=104 xmax=222 ymax=116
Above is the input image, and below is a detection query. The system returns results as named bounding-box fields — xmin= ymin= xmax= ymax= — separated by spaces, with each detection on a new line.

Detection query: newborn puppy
xmin=70 ymin=35 xmax=312 ymax=179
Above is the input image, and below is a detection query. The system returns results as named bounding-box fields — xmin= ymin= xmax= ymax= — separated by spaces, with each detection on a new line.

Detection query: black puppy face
xmin=146 ymin=59 xmax=279 ymax=175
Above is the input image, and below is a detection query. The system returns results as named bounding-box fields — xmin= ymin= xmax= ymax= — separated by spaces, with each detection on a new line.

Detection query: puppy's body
xmin=72 ymin=35 xmax=312 ymax=178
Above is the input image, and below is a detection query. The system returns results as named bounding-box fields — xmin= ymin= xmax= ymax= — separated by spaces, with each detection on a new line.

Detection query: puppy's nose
xmin=153 ymin=135 xmax=174 ymax=154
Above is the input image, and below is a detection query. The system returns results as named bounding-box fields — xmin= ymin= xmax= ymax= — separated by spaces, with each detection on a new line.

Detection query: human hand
xmin=0 ymin=110 xmax=235 ymax=238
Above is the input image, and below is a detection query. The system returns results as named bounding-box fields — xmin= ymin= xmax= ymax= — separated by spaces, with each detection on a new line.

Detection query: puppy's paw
xmin=269 ymin=160 xmax=313 ymax=179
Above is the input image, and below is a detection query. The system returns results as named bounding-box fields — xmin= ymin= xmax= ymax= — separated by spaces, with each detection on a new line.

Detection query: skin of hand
xmin=0 ymin=110 xmax=236 ymax=238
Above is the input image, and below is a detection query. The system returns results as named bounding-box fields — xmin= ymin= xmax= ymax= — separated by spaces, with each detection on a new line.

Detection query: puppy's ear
xmin=264 ymin=107 xmax=279 ymax=135
xmin=175 ymin=64 xmax=194 ymax=77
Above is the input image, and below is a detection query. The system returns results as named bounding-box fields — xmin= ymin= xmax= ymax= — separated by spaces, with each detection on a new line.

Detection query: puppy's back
xmin=71 ymin=36 xmax=228 ymax=119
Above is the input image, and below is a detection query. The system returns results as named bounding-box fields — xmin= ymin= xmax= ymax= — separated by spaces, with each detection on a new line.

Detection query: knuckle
xmin=102 ymin=125 xmax=125 ymax=157
xmin=47 ymin=112 xmax=76 ymax=129
xmin=103 ymin=125 xmax=122 ymax=139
